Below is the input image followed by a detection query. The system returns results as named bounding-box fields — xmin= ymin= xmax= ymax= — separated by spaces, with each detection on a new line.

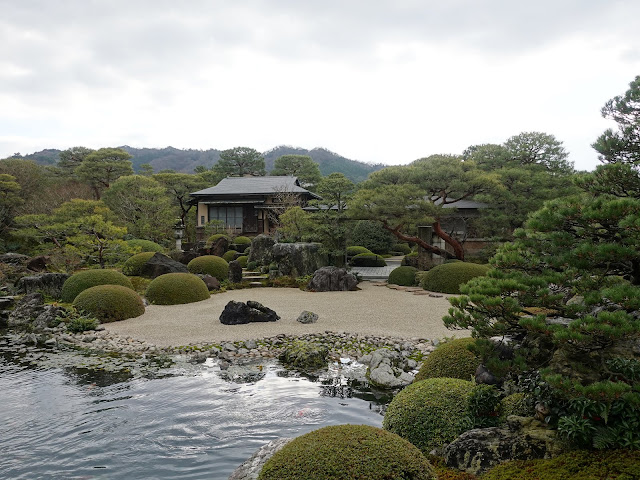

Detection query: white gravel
xmin=104 ymin=282 xmax=469 ymax=347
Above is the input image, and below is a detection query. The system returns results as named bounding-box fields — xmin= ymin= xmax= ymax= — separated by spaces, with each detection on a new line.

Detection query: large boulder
xmin=228 ymin=438 xmax=293 ymax=480
xmin=0 ymin=253 xmax=29 ymax=266
xmin=443 ymin=416 xmax=563 ymax=476
xmin=16 ymin=273 xmax=70 ymax=299
xmin=361 ymin=348 xmax=414 ymax=388
xmin=248 ymin=234 xmax=276 ymax=266
xmin=209 ymin=236 xmax=229 ymax=257
xmin=7 ymin=292 xmax=63 ymax=330
xmin=219 ymin=300 xmax=280 ymax=325
xmin=139 ymin=252 xmax=188 ymax=278
xmin=271 ymin=242 xmax=326 ymax=277
xmin=308 ymin=266 xmax=358 ymax=292
xmin=279 ymin=341 xmax=329 ymax=372
xmin=26 ymin=255 xmax=50 ymax=272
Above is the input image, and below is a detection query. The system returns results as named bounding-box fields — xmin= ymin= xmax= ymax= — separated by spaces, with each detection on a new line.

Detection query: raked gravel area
xmin=104 ymin=281 xmax=469 ymax=347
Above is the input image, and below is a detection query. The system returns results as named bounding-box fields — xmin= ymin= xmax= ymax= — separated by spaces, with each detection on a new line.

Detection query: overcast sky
xmin=1 ymin=1 xmax=639 ymax=171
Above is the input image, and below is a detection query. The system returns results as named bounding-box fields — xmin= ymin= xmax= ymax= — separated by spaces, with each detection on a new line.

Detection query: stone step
xmin=248 ymin=281 xmax=264 ymax=287
xmin=243 ymin=275 xmax=268 ymax=281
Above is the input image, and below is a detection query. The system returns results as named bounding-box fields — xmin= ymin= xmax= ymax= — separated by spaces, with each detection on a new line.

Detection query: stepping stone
xmin=413 ymin=290 xmax=431 ymax=295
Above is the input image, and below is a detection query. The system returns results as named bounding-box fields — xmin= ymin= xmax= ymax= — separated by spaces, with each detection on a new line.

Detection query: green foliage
xmin=350 ymin=252 xmax=386 ymax=267
xmin=278 ymin=206 xmax=314 ymax=242
xmin=152 ymin=172 xmax=208 ymax=229
xmin=258 ymin=424 xmax=436 ymax=480
xmin=230 ymin=236 xmax=251 ymax=252
xmin=102 ymin=175 xmax=175 ymax=243
xmin=222 ymin=250 xmax=238 ymax=262
xmin=394 ymin=242 xmax=412 ymax=255
xmin=232 ymin=235 xmax=251 ymax=245
xmin=56 ymin=306 xmax=99 ymax=333
xmin=187 ymin=255 xmax=229 ymax=281
xmin=500 ymin=393 xmax=534 ymax=419
xmin=481 ymin=449 xmax=640 ymax=480
xmin=402 ymin=251 xmax=418 ymax=267
xmin=345 ymin=245 xmax=372 ymax=257
xmin=145 ymin=273 xmax=210 ymax=305
xmin=503 ymin=131 xmax=573 ymax=173
xmin=61 ymin=269 xmax=134 ymax=303
xmin=74 ymin=147 xmax=134 ymax=199
xmin=126 ymin=239 xmax=164 ymax=252
xmin=246 ymin=261 xmax=258 ymax=271
xmin=415 ymin=338 xmax=480 ymax=382
xmin=426 ymin=455 xmax=478 ymax=480
xmin=467 ymin=384 xmax=502 ymax=427
xmin=235 ymin=255 xmax=248 ymax=268
xmin=206 ymin=233 xmax=231 ymax=247
xmin=0 ymin=173 xmax=23 ymax=236
xmin=349 ymin=220 xmax=396 ymax=254
xmin=73 ymin=284 xmax=144 ymax=323
xmin=270 ymin=154 xmax=322 ymax=187
xmin=382 ymin=377 xmax=475 ymax=453
xmin=421 ymin=262 xmax=490 ymax=294
xmin=122 ymin=252 xmax=156 ymax=276
xmin=387 ymin=266 xmax=417 ymax=286
xmin=213 ymin=146 xmax=265 ymax=177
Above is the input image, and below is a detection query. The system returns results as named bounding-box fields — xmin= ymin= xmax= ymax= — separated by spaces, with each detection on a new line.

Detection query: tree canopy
xmin=213 ymin=146 xmax=266 ymax=177
xmin=74 ymin=148 xmax=134 ymax=199
xmin=270 ymin=154 xmax=322 ymax=187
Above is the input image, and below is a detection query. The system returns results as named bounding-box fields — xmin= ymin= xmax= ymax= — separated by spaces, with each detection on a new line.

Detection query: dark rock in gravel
xmin=198 ymin=274 xmax=221 ymax=291
xmin=308 ymin=266 xmax=358 ymax=292
xmin=220 ymin=301 xmax=280 ymax=325
xmin=140 ymin=252 xmax=188 ymax=278
xmin=296 ymin=311 xmax=319 ymax=324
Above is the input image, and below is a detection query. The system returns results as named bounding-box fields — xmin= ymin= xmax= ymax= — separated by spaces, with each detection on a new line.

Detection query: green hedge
xmin=394 ymin=243 xmax=412 ymax=255
xmin=421 ymin=262 xmax=490 ymax=294
xmin=482 ymin=449 xmax=640 ymax=480
xmin=61 ymin=269 xmax=134 ymax=303
xmin=231 ymin=236 xmax=252 ymax=252
xmin=236 ymin=255 xmax=248 ymax=268
xmin=187 ymin=255 xmax=229 ymax=281
xmin=500 ymin=393 xmax=534 ymax=419
xmin=388 ymin=266 xmax=418 ymax=286
xmin=73 ymin=285 xmax=144 ymax=323
xmin=126 ymin=239 xmax=164 ymax=252
xmin=350 ymin=220 xmax=396 ymax=254
xmin=259 ymin=425 xmax=435 ymax=480
xmin=122 ymin=252 xmax=156 ymax=276
xmin=145 ymin=273 xmax=210 ymax=305
xmin=351 ymin=253 xmax=386 ymax=267
xmin=346 ymin=245 xmax=373 ymax=257
xmin=414 ymin=337 xmax=480 ymax=382
xmin=383 ymin=377 xmax=475 ymax=453
xmin=205 ymin=233 xmax=231 ymax=247
xmin=222 ymin=250 xmax=238 ymax=262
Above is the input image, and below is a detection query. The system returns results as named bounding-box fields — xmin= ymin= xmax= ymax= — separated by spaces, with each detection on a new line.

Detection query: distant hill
xmin=22 ymin=145 xmax=385 ymax=183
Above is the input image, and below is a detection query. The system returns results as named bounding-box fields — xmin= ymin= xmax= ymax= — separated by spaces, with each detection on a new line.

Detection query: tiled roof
xmin=433 ymin=197 xmax=489 ymax=209
xmin=191 ymin=176 xmax=318 ymax=197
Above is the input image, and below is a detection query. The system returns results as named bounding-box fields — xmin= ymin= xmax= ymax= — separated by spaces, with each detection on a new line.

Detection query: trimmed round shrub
xmin=259 ymin=424 xmax=435 ymax=480
xmin=246 ymin=261 xmax=258 ymax=271
xmin=500 ymin=392 xmax=534 ymax=419
xmin=126 ymin=239 xmax=164 ymax=252
xmin=350 ymin=220 xmax=396 ymax=254
xmin=222 ymin=250 xmax=238 ymax=262
xmin=73 ymin=285 xmax=144 ymax=323
xmin=383 ymin=377 xmax=475 ymax=453
xmin=420 ymin=261 xmax=490 ymax=294
xmin=145 ymin=273 xmax=210 ymax=305
xmin=415 ymin=337 xmax=480 ymax=382
xmin=481 ymin=449 xmax=640 ymax=480
xmin=122 ymin=251 xmax=156 ymax=276
xmin=394 ymin=243 xmax=412 ymax=255
xmin=231 ymin=236 xmax=252 ymax=252
xmin=187 ymin=255 xmax=229 ymax=281
xmin=351 ymin=253 xmax=386 ymax=267
xmin=388 ymin=266 xmax=418 ymax=286
xmin=243 ymin=247 xmax=251 ymax=257
xmin=346 ymin=245 xmax=373 ymax=257
xmin=236 ymin=255 xmax=248 ymax=268
xmin=206 ymin=233 xmax=231 ymax=247
xmin=402 ymin=251 xmax=418 ymax=267
xmin=61 ymin=269 xmax=134 ymax=303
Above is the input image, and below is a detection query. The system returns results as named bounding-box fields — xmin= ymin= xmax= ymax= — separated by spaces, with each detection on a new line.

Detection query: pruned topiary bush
xmin=500 ymin=392 xmax=535 ymax=419
xmin=145 ymin=273 xmax=210 ymax=305
xmin=187 ymin=255 xmax=229 ymax=281
xmin=126 ymin=239 xmax=164 ymax=253
xmin=61 ymin=269 xmax=135 ymax=303
xmin=73 ymin=285 xmax=144 ymax=323
xmin=259 ymin=424 xmax=436 ymax=480
xmin=236 ymin=255 xmax=248 ymax=268
xmin=350 ymin=253 xmax=386 ymax=267
xmin=205 ymin=233 xmax=231 ymax=247
xmin=388 ymin=266 xmax=418 ymax=286
xmin=122 ymin=252 xmax=156 ymax=276
xmin=231 ymin=236 xmax=251 ymax=252
xmin=394 ymin=243 xmax=412 ymax=255
xmin=414 ymin=337 xmax=480 ymax=382
xmin=421 ymin=262 xmax=490 ymax=294
xmin=383 ymin=377 xmax=475 ymax=453
xmin=222 ymin=250 xmax=238 ymax=262
xmin=350 ymin=219 xmax=396 ymax=254
xmin=346 ymin=245 xmax=373 ymax=258
xmin=481 ymin=449 xmax=640 ymax=480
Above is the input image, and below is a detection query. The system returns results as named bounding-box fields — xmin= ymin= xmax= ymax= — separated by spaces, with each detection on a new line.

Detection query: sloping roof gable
xmin=191 ymin=176 xmax=317 ymax=196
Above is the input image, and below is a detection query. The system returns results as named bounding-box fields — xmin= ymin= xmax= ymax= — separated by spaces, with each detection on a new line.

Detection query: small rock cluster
xmin=360 ymin=348 xmax=417 ymax=388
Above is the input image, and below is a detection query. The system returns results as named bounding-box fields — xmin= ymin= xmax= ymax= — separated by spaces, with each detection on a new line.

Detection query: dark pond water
xmin=0 ymin=342 xmax=388 ymax=480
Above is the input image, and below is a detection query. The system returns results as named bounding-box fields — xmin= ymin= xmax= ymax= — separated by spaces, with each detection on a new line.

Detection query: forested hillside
xmin=23 ymin=145 xmax=385 ymax=183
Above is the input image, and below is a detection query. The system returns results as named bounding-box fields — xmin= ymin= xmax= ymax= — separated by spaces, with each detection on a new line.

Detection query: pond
xmin=0 ymin=338 xmax=390 ymax=480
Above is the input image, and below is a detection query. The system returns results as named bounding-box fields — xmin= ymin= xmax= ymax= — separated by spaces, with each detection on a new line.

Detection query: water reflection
xmin=0 ymin=333 xmax=387 ymax=480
